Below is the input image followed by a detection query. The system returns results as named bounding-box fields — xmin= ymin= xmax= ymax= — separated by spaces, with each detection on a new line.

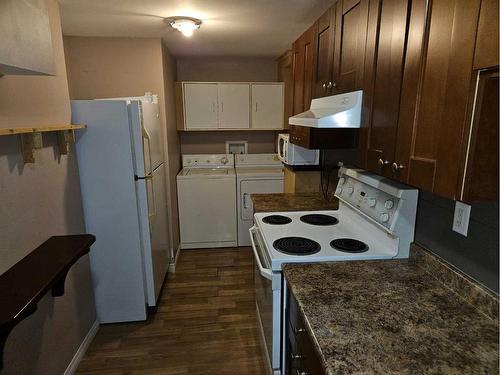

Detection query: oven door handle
xmin=249 ymin=226 xmax=273 ymax=280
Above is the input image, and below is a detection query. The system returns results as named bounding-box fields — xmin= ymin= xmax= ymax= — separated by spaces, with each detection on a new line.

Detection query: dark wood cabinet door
xmin=292 ymin=25 xmax=317 ymax=115
xmin=395 ymin=0 xmax=481 ymax=199
xmin=332 ymin=0 xmax=369 ymax=93
xmin=312 ymin=6 xmax=336 ymax=98
xmin=365 ymin=0 xmax=411 ymax=176
xmin=461 ymin=69 xmax=499 ymax=202
xmin=473 ymin=0 xmax=499 ymax=70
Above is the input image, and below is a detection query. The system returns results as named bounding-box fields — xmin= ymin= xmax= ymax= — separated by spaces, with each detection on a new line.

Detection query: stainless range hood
xmin=289 ymin=90 xmax=363 ymax=128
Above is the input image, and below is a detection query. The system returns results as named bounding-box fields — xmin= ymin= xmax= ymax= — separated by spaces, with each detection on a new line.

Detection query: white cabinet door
xmin=184 ymin=83 xmax=218 ymax=129
xmin=251 ymin=84 xmax=284 ymax=129
xmin=218 ymin=84 xmax=250 ymax=129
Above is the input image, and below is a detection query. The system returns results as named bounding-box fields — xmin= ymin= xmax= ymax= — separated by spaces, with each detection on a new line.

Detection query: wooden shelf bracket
xmin=0 ymin=235 xmax=96 ymax=369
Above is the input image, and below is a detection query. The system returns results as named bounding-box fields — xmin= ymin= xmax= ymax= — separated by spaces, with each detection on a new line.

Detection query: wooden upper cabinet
xmin=312 ymin=7 xmax=336 ymax=98
xmin=277 ymin=51 xmax=294 ymax=129
xmin=365 ymin=0 xmax=412 ymax=176
xmin=251 ymin=84 xmax=284 ymax=129
xmin=332 ymin=0 xmax=370 ymax=93
xmin=217 ymin=84 xmax=250 ymax=129
xmin=396 ymin=0 xmax=482 ymax=199
xmin=183 ymin=83 xmax=219 ymax=130
xmin=461 ymin=69 xmax=499 ymax=202
xmin=292 ymin=24 xmax=316 ymax=115
xmin=473 ymin=0 xmax=499 ymax=70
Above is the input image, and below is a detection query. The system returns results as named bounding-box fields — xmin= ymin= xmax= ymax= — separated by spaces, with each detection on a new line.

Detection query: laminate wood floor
xmin=76 ymin=247 xmax=266 ymax=374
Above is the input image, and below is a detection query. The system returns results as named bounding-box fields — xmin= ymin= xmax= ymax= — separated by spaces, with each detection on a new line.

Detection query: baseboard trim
xmin=63 ymin=320 xmax=99 ymax=375
xmin=168 ymin=244 xmax=181 ymax=274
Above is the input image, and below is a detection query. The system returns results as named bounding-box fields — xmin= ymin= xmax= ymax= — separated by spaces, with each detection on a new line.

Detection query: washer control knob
xmin=380 ymin=213 xmax=389 ymax=223
xmin=221 ymin=157 xmax=229 ymax=165
xmin=384 ymin=199 xmax=394 ymax=209
xmin=367 ymin=198 xmax=377 ymax=207
xmin=346 ymin=187 xmax=354 ymax=195
xmin=339 ymin=177 xmax=346 ymax=185
xmin=336 ymin=187 xmax=343 ymax=195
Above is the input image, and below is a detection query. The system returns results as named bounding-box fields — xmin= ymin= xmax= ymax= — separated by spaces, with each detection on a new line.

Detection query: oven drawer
xmin=285 ymin=288 xmax=325 ymax=375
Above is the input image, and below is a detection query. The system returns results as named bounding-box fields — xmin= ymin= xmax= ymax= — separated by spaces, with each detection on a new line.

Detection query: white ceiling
xmin=59 ymin=0 xmax=333 ymax=58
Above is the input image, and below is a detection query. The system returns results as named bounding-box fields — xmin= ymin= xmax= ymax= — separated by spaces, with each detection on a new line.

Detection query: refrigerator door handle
xmin=142 ymin=126 xmax=154 ymax=175
xmin=146 ymin=173 xmax=157 ymax=221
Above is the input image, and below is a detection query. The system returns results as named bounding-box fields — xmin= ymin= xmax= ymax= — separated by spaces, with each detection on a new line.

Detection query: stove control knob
xmin=367 ymin=198 xmax=377 ymax=207
xmin=346 ymin=187 xmax=354 ymax=195
xmin=384 ymin=199 xmax=394 ymax=209
xmin=336 ymin=187 xmax=343 ymax=194
xmin=380 ymin=213 xmax=389 ymax=223
xmin=339 ymin=177 xmax=346 ymax=185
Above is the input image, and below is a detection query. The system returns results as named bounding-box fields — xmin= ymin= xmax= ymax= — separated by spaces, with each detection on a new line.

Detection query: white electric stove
xmin=250 ymin=167 xmax=418 ymax=375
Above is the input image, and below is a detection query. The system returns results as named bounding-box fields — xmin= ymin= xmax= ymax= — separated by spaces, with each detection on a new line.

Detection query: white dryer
xmin=235 ymin=154 xmax=284 ymax=246
xmin=177 ymin=154 xmax=237 ymax=249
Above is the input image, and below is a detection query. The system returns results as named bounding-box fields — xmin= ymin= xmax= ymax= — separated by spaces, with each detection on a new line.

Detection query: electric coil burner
xmin=273 ymin=237 xmax=321 ymax=255
xmin=300 ymin=214 xmax=338 ymax=226
xmin=262 ymin=215 xmax=292 ymax=225
xmin=330 ymin=238 xmax=369 ymax=253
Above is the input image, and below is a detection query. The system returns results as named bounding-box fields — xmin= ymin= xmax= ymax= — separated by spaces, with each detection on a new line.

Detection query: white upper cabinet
xmin=179 ymin=82 xmax=284 ymax=131
xmin=218 ymin=84 xmax=250 ymax=129
xmin=251 ymin=84 xmax=284 ymax=129
xmin=183 ymin=83 xmax=218 ymax=130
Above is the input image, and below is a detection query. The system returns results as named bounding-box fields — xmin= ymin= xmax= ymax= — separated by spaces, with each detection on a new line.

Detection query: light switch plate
xmin=452 ymin=201 xmax=471 ymax=236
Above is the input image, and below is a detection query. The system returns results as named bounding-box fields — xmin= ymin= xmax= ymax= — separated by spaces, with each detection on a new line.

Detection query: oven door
xmin=250 ymin=226 xmax=282 ymax=374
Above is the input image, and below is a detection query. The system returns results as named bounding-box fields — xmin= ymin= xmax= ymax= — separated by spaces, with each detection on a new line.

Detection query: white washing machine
xmin=235 ymin=154 xmax=284 ymax=246
xmin=177 ymin=154 xmax=237 ymax=249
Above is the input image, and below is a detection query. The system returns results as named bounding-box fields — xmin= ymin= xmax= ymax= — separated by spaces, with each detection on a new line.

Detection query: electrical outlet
xmin=453 ymin=201 xmax=471 ymax=236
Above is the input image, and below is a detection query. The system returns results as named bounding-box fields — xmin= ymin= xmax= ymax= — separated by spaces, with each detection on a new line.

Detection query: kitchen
xmin=0 ymin=0 xmax=498 ymax=374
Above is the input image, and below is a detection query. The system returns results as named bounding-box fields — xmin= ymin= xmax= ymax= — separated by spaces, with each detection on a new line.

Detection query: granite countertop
xmin=251 ymin=192 xmax=338 ymax=213
xmin=283 ymin=247 xmax=499 ymax=374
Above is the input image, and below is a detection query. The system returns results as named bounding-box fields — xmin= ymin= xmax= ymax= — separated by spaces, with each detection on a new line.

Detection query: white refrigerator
xmin=72 ymin=94 xmax=170 ymax=323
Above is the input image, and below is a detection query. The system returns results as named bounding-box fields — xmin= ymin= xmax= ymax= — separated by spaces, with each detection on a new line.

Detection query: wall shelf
xmin=0 ymin=124 xmax=86 ymax=163
xmin=0 ymin=234 xmax=96 ymax=369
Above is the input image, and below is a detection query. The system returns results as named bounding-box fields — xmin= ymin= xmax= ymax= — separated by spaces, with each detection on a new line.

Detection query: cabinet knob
xmin=327 ymin=81 xmax=335 ymax=89
xmin=322 ymin=83 xmax=327 ymax=89
xmin=391 ymin=162 xmax=405 ymax=174
xmin=378 ymin=158 xmax=390 ymax=170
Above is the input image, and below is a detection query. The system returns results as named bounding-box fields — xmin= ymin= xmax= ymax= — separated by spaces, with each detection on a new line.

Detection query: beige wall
xmin=177 ymin=57 xmax=278 ymax=82
xmin=177 ymin=57 xmax=279 ymax=155
xmin=64 ymin=36 xmax=182 ymax=255
xmin=162 ymin=44 xmax=181 ymax=256
xmin=0 ymin=1 xmax=96 ymax=374
xmin=180 ymin=131 xmax=277 ymax=154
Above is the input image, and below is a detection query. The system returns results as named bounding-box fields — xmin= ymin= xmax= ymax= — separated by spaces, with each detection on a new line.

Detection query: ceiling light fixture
xmin=167 ymin=17 xmax=202 ymax=37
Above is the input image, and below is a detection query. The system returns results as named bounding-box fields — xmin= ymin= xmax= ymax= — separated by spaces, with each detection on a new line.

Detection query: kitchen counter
xmin=251 ymin=192 xmax=338 ymax=213
xmin=283 ymin=245 xmax=499 ymax=374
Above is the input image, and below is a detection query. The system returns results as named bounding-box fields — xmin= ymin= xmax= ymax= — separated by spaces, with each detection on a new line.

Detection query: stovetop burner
xmin=262 ymin=215 xmax=292 ymax=225
xmin=330 ymin=238 xmax=369 ymax=253
xmin=300 ymin=214 xmax=339 ymax=226
xmin=273 ymin=237 xmax=321 ymax=255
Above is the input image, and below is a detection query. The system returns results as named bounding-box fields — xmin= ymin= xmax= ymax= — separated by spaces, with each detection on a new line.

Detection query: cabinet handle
xmin=293 ymin=327 xmax=306 ymax=335
xmin=291 ymin=352 xmax=303 ymax=360
xmin=377 ymin=158 xmax=390 ymax=170
xmin=391 ymin=162 xmax=405 ymax=174
xmin=327 ymin=81 xmax=335 ymax=89
xmin=212 ymin=103 xmax=216 ymax=113
xmin=221 ymin=101 xmax=224 ymax=112
xmin=255 ymin=102 xmax=258 ymax=112
xmin=322 ymin=83 xmax=327 ymax=90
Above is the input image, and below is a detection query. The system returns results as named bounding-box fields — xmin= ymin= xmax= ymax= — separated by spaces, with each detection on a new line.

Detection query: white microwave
xmin=277 ymin=133 xmax=319 ymax=166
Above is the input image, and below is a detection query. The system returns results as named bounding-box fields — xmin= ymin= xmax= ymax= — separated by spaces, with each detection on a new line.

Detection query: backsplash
xmin=414 ymin=190 xmax=499 ymax=293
